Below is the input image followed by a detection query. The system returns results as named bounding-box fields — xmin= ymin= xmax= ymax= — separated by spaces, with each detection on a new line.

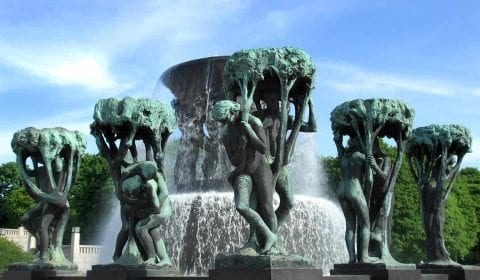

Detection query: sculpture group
xmin=6 ymin=46 xmax=477 ymax=279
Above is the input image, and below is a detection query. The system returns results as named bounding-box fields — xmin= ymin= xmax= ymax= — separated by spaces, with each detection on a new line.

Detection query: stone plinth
xmin=4 ymin=261 xmax=80 ymax=280
xmin=210 ymin=253 xmax=322 ymax=280
xmin=331 ymin=263 xmax=421 ymax=280
xmin=418 ymin=264 xmax=480 ymax=280
xmin=86 ymin=264 xmax=179 ymax=280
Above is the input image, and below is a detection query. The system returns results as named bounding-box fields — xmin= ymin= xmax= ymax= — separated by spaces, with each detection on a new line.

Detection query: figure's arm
xmin=367 ymin=155 xmax=391 ymax=180
xmin=228 ymin=135 xmax=247 ymax=165
xmin=300 ymin=99 xmax=317 ymax=132
xmin=334 ymin=131 xmax=344 ymax=157
xmin=146 ymin=181 xmax=161 ymax=211
xmin=242 ymin=116 xmax=268 ymax=154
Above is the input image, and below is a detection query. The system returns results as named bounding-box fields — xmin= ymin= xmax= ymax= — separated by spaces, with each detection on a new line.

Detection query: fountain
xmin=160 ymin=56 xmax=231 ymax=193
xmin=97 ymin=50 xmax=348 ymax=276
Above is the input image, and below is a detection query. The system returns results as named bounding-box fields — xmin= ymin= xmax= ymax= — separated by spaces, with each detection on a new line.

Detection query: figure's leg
xmin=39 ymin=205 xmax=56 ymax=260
xmin=339 ymin=198 xmax=356 ymax=263
xmin=350 ymin=189 xmax=376 ymax=263
xmin=252 ymin=161 xmax=278 ymax=235
xmin=113 ymin=203 xmax=130 ymax=261
xmin=135 ymin=214 xmax=163 ymax=264
xmin=275 ymin=167 xmax=294 ymax=228
xmin=53 ymin=204 xmax=69 ymax=249
xmin=234 ymin=174 xmax=277 ymax=254
xmin=21 ymin=202 xmax=43 ymax=243
xmin=149 ymin=197 xmax=172 ymax=265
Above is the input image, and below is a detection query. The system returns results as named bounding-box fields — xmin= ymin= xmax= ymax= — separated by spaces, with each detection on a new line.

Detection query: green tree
xmin=0 ymin=162 xmax=34 ymax=228
xmin=67 ymin=154 xmax=114 ymax=244
xmin=0 ymin=237 xmax=33 ymax=271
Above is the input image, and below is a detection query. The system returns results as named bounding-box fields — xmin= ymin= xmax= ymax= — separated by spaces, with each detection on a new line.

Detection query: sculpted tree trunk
xmin=406 ymin=124 xmax=471 ymax=265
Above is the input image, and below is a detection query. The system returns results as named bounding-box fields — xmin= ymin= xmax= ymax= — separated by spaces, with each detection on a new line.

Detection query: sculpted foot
xmin=360 ymin=256 xmax=379 ymax=263
xmin=144 ymin=257 xmax=157 ymax=265
xmin=158 ymin=258 xmax=173 ymax=267
xmin=260 ymin=233 xmax=278 ymax=254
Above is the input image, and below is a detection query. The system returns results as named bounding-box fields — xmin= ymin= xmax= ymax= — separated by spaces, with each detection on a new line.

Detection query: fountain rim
xmin=160 ymin=55 xmax=231 ymax=87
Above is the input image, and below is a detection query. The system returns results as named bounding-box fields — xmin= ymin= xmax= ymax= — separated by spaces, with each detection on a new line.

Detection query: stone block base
xmin=3 ymin=269 xmax=83 ymax=280
xmin=418 ymin=264 xmax=480 ymax=280
xmin=331 ymin=263 xmax=421 ymax=280
xmin=210 ymin=268 xmax=323 ymax=280
xmin=4 ymin=261 xmax=80 ymax=280
xmin=211 ymin=253 xmax=321 ymax=280
xmin=86 ymin=264 xmax=179 ymax=280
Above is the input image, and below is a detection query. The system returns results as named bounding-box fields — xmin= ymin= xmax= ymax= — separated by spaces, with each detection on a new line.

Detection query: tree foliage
xmin=0 ymin=162 xmax=34 ymax=228
xmin=0 ymin=237 xmax=33 ymax=271
xmin=67 ymin=153 xmax=114 ymax=244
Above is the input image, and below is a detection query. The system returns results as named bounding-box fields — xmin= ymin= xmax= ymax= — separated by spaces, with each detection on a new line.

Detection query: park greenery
xmin=0 ymin=237 xmax=33 ymax=271
xmin=0 ymin=145 xmax=479 ymax=263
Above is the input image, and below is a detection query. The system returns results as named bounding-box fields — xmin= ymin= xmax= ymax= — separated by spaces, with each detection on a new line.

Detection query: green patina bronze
xmin=406 ymin=124 xmax=472 ymax=265
xmin=11 ymin=127 xmax=86 ymax=268
xmin=91 ymin=97 xmax=175 ymax=267
xmin=331 ymin=98 xmax=414 ymax=266
xmin=216 ymin=47 xmax=317 ymax=257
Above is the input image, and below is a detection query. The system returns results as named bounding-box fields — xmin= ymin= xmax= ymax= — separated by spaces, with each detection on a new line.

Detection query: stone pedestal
xmin=86 ymin=264 xmax=178 ymax=280
xmin=4 ymin=262 xmax=80 ymax=280
xmin=331 ymin=263 xmax=421 ymax=280
xmin=417 ymin=264 xmax=480 ymax=280
xmin=209 ymin=253 xmax=323 ymax=280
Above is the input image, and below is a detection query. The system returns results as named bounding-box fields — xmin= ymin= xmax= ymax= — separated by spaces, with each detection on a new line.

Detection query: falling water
xmin=99 ymin=133 xmax=348 ymax=275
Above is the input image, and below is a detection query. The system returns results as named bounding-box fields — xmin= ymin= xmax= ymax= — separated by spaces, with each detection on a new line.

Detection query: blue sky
xmin=1 ymin=0 xmax=480 ymax=167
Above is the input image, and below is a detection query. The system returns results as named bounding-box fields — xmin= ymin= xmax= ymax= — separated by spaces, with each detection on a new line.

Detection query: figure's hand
xmin=56 ymin=194 xmax=69 ymax=209
xmin=367 ymin=155 xmax=376 ymax=167
xmin=240 ymin=121 xmax=251 ymax=132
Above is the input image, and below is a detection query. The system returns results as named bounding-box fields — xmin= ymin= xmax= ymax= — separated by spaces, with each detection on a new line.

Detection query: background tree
xmin=67 ymin=154 xmax=114 ymax=244
xmin=0 ymin=162 xmax=34 ymax=228
xmin=0 ymin=237 xmax=33 ymax=271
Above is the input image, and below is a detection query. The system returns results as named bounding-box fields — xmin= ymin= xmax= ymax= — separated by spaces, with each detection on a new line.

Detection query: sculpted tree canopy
xmin=330 ymin=98 xmax=414 ymax=265
xmin=406 ymin=124 xmax=472 ymax=265
xmin=11 ymin=127 xmax=86 ymax=268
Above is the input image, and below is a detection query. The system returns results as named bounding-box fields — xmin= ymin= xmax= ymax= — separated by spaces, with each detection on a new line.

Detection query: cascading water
xmin=99 ymin=134 xmax=348 ymax=275
xmin=99 ymin=56 xmax=348 ymax=275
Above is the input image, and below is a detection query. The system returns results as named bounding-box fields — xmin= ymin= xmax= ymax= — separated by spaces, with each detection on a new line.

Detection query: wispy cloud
xmin=316 ymin=61 xmax=480 ymax=97
xmin=0 ymin=42 xmax=129 ymax=93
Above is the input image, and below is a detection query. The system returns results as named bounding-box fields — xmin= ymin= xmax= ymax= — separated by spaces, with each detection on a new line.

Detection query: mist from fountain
xmin=98 ymin=134 xmax=348 ymax=275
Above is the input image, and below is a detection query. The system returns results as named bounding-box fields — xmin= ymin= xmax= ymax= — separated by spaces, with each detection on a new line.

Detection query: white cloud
xmin=317 ymin=61 xmax=480 ymax=97
xmin=0 ymin=43 xmax=126 ymax=93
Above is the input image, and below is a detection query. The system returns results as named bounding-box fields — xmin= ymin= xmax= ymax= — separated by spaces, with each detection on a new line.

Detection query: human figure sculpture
xmin=406 ymin=124 xmax=471 ymax=265
xmin=212 ymin=100 xmax=278 ymax=254
xmin=11 ymin=127 xmax=85 ymax=266
xmin=253 ymin=88 xmax=317 ymax=228
xmin=220 ymin=48 xmax=316 ymax=257
xmin=334 ymin=134 xmax=376 ymax=263
xmin=91 ymin=97 xmax=175 ymax=266
xmin=367 ymin=140 xmax=393 ymax=257
xmin=331 ymin=98 xmax=414 ymax=265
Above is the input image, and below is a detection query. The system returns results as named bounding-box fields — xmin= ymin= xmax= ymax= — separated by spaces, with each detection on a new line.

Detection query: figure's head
xmin=53 ymin=155 xmax=65 ymax=172
xmin=212 ymin=100 xmax=240 ymax=124
xmin=345 ymin=136 xmax=362 ymax=153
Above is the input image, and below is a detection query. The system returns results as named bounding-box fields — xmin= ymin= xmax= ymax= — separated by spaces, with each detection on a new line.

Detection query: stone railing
xmin=0 ymin=226 xmax=36 ymax=252
xmin=0 ymin=226 xmax=102 ymax=272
